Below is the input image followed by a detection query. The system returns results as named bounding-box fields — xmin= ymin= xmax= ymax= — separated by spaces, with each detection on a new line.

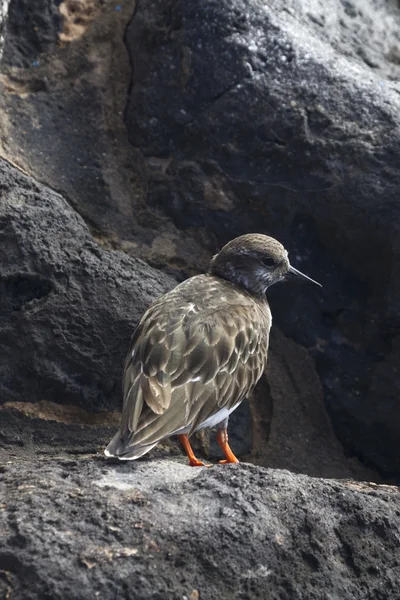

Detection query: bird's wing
xmin=118 ymin=300 xmax=269 ymax=448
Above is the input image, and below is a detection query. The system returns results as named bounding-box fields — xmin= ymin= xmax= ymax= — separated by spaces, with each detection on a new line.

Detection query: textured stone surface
xmin=1 ymin=456 xmax=400 ymax=600
xmin=124 ymin=0 xmax=400 ymax=474
xmin=0 ymin=0 xmax=9 ymax=60
xmin=0 ymin=157 xmax=173 ymax=411
xmin=2 ymin=0 xmax=61 ymax=67
xmin=0 ymin=0 xmax=212 ymax=281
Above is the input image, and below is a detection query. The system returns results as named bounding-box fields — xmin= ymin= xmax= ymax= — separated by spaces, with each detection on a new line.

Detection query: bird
xmin=105 ymin=234 xmax=321 ymax=466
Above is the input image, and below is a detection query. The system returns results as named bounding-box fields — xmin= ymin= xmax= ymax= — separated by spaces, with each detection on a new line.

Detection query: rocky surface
xmin=0 ymin=0 xmax=213 ymax=280
xmin=2 ymin=0 xmax=61 ymax=67
xmin=1 ymin=455 xmax=400 ymax=600
xmin=0 ymin=157 xmax=173 ymax=411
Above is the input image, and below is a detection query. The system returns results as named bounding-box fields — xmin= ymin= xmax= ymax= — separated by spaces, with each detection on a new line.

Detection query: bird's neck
xmin=208 ymin=261 xmax=268 ymax=301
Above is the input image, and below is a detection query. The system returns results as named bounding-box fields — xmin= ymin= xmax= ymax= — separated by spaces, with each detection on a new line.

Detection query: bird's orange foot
xmin=216 ymin=429 xmax=239 ymax=464
xmin=188 ymin=459 xmax=212 ymax=467
xmin=179 ymin=434 xmax=211 ymax=467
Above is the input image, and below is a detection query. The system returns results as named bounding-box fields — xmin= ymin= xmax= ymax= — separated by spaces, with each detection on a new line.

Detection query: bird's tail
xmin=104 ymin=431 xmax=157 ymax=461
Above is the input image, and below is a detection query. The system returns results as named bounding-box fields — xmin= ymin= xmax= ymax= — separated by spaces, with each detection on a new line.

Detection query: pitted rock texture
xmin=0 ymin=158 xmax=174 ymax=411
xmin=0 ymin=0 xmax=213 ymax=281
xmin=1 ymin=456 xmax=400 ymax=600
xmin=124 ymin=0 xmax=400 ymax=475
xmin=2 ymin=0 xmax=61 ymax=67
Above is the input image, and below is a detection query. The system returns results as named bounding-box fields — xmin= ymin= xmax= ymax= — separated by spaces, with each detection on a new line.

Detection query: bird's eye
xmin=262 ymin=257 xmax=276 ymax=268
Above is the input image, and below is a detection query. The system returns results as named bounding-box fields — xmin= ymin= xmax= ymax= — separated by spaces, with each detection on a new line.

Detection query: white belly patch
xmin=195 ymin=402 xmax=242 ymax=431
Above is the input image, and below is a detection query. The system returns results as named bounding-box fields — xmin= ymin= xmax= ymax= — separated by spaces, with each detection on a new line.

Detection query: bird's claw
xmin=188 ymin=459 xmax=212 ymax=467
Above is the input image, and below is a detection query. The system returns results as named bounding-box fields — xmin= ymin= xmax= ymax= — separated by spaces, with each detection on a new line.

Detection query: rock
xmin=0 ymin=157 xmax=174 ymax=415
xmin=0 ymin=0 xmax=213 ymax=281
xmin=1 ymin=455 xmax=400 ymax=599
xmin=1 ymin=0 xmax=62 ymax=68
xmin=124 ymin=0 xmax=400 ymax=475
xmin=247 ymin=329 xmax=374 ymax=481
xmin=0 ymin=0 xmax=9 ymax=60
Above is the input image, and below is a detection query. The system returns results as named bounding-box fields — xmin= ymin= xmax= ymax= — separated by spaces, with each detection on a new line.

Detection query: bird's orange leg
xmin=178 ymin=434 xmax=211 ymax=467
xmin=216 ymin=428 xmax=239 ymax=464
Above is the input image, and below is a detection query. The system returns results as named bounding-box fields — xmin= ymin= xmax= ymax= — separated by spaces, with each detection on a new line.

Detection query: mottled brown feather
xmin=105 ymin=233 xmax=321 ymax=461
xmin=112 ymin=274 xmax=271 ymax=455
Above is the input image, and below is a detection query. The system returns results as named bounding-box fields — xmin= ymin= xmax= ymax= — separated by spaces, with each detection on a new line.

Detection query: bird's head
xmin=208 ymin=233 xmax=321 ymax=298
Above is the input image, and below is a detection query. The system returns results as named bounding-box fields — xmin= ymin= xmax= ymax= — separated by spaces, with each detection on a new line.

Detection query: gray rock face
xmin=0 ymin=0 xmax=10 ymax=60
xmin=0 ymin=158 xmax=174 ymax=411
xmin=1 ymin=0 xmax=61 ymax=67
xmin=125 ymin=0 xmax=400 ymax=475
xmin=1 ymin=456 xmax=400 ymax=600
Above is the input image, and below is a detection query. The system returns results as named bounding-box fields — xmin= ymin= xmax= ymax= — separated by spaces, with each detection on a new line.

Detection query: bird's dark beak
xmin=285 ymin=265 xmax=322 ymax=288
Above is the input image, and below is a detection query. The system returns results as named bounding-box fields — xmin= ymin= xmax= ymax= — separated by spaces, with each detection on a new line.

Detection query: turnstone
xmin=105 ymin=234 xmax=321 ymax=466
